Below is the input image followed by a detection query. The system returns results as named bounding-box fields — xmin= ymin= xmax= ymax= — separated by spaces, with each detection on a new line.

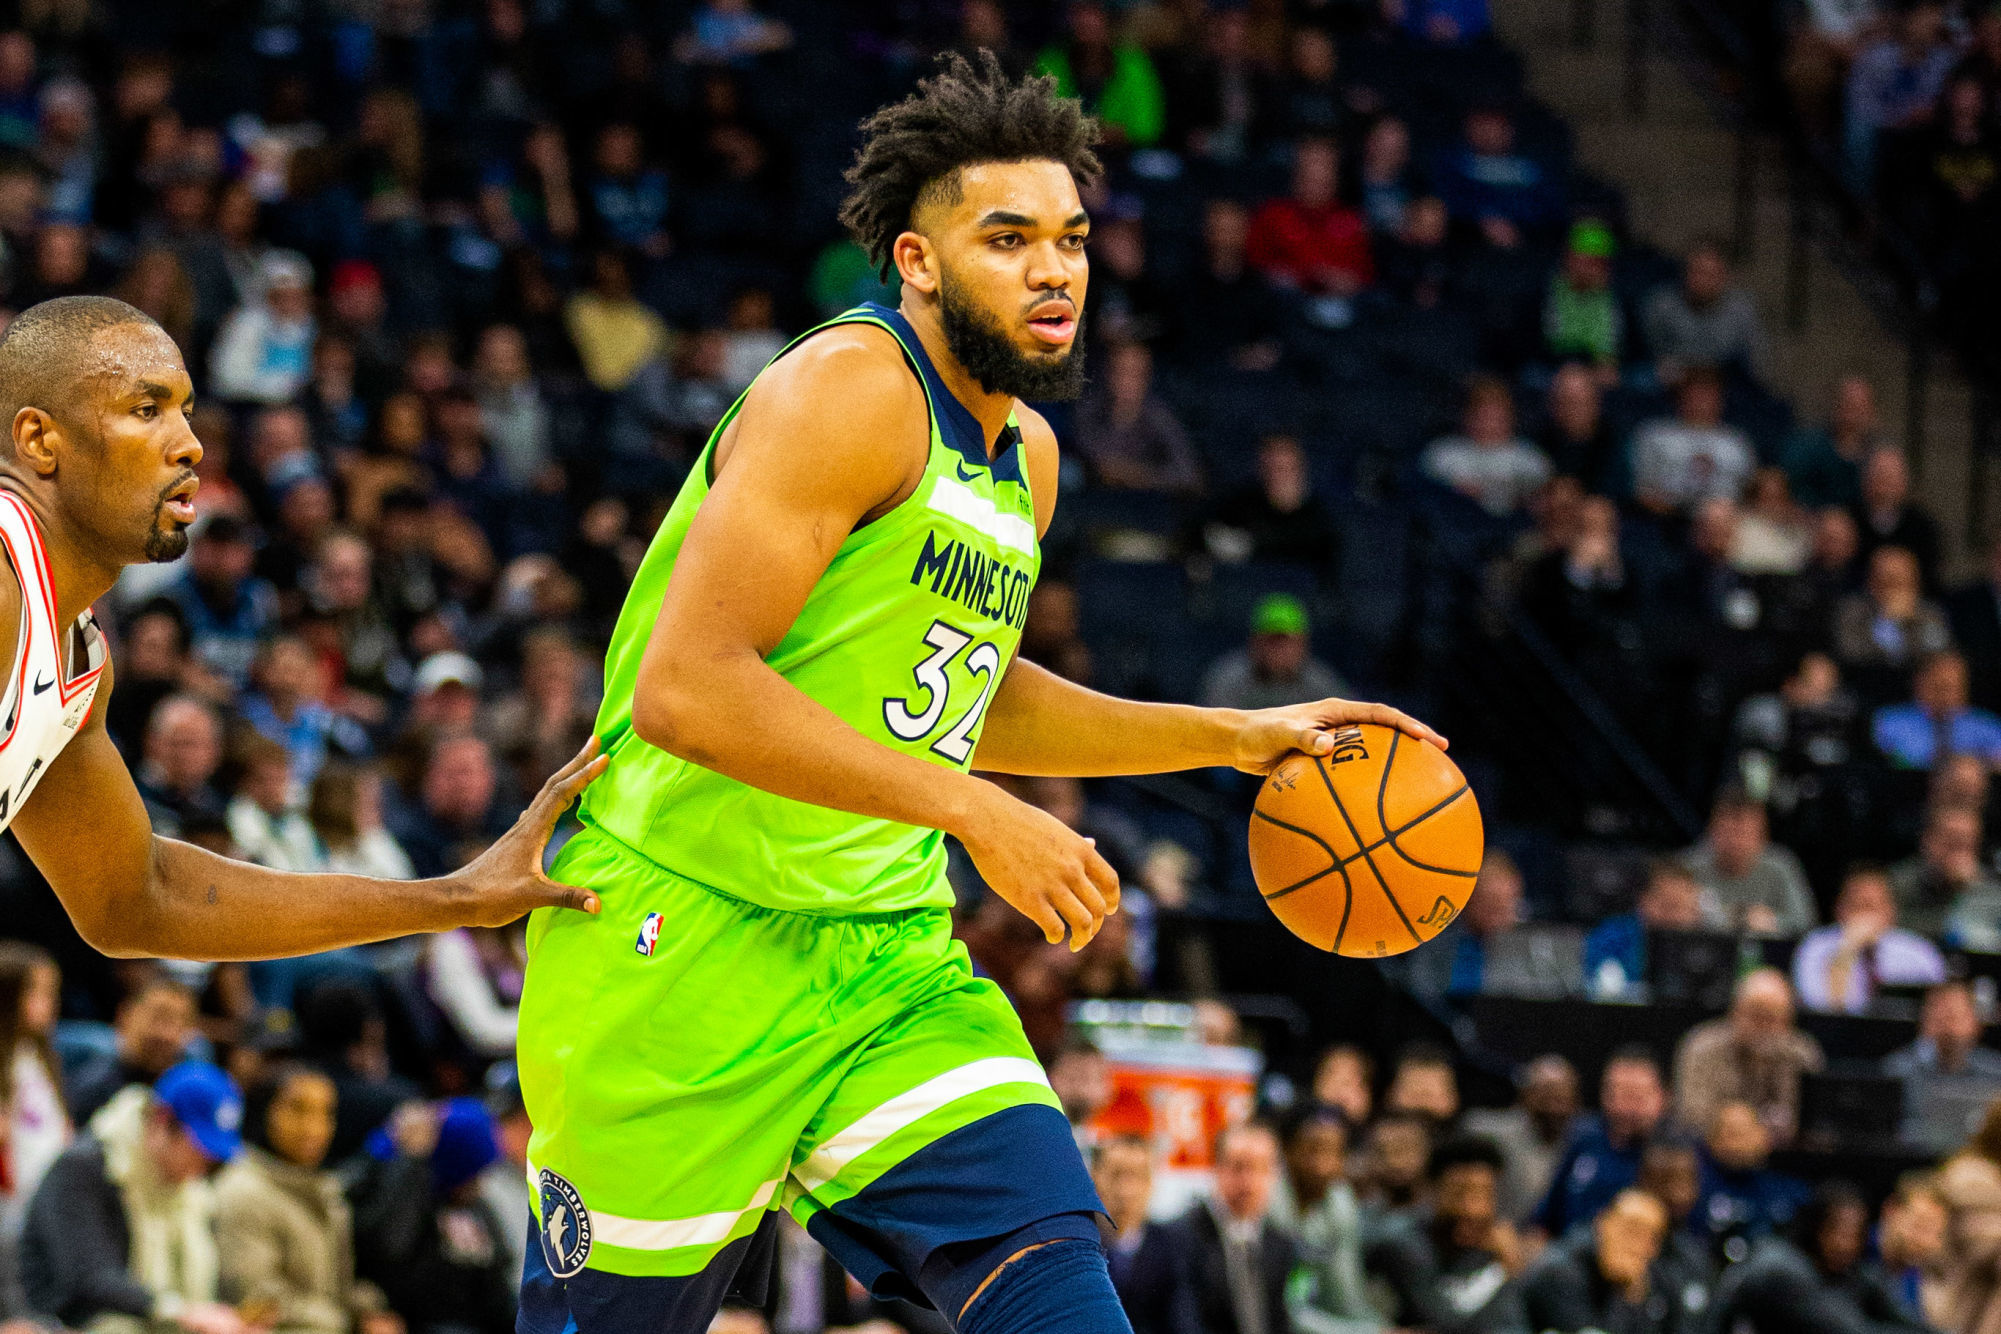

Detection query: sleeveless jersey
xmin=580 ymin=303 xmax=1041 ymax=914
xmin=0 ymin=490 xmax=105 ymax=831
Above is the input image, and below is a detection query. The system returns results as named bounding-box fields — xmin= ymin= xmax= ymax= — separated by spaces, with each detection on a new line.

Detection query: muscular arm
xmin=629 ymin=326 xmax=1116 ymax=945
xmin=9 ymin=657 xmax=602 ymax=961
xmin=976 ymin=410 xmax=1443 ymax=777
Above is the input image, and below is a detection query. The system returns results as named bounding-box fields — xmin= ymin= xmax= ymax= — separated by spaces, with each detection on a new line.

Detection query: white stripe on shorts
xmin=526 ymin=1161 xmax=784 ymax=1253
xmin=789 ymin=1056 xmax=1050 ymax=1194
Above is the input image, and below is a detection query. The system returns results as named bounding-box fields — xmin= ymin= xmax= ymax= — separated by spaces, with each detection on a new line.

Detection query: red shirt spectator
xmin=1247 ymin=137 xmax=1374 ymax=294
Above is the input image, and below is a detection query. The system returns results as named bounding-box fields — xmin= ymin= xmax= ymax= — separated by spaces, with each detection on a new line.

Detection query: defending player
xmin=517 ymin=53 xmax=1444 ymax=1334
xmin=0 ymin=296 xmax=604 ymax=963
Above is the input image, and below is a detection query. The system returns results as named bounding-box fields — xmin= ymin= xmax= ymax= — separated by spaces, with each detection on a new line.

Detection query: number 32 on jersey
xmin=882 ymin=618 xmax=1003 ymax=764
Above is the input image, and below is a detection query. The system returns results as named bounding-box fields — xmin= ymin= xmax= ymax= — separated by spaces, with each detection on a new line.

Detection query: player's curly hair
xmin=839 ymin=50 xmax=1103 ymax=280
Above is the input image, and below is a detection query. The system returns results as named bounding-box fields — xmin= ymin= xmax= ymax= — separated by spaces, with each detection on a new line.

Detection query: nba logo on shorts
xmin=537 ymin=1169 xmax=592 ymax=1279
xmin=635 ymin=912 xmax=663 ymax=957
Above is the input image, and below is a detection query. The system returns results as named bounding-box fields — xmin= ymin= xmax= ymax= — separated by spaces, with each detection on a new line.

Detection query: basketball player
xmin=0 ymin=295 xmax=605 ymax=963
xmin=517 ymin=54 xmax=1444 ymax=1334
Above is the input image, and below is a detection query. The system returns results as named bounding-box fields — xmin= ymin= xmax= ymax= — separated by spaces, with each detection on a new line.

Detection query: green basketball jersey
xmin=579 ymin=303 xmax=1041 ymax=914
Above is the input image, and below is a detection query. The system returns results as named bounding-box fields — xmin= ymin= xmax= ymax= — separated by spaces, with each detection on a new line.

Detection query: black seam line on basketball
xmin=1314 ymin=751 xmax=1414 ymax=949
xmin=1377 ymin=733 xmax=1477 ymax=878
xmin=1338 ymin=784 xmax=1474 ymax=869
xmin=1251 ymin=808 xmax=1343 ymax=884
xmin=1347 ymin=737 xmax=1423 ymax=946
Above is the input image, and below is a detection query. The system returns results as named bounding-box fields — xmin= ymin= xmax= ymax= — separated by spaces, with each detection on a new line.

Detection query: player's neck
xmin=897 ymin=297 xmax=1015 ymax=456
xmin=0 ymin=487 xmax=115 ymax=629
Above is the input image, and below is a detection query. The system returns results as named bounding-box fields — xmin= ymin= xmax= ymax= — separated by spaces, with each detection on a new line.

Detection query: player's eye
xmin=134 ymin=403 xmax=156 ymax=419
xmin=990 ymin=233 xmax=1021 ymax=249
xmin=1062 ymin=233 xmax=1088 ymax=250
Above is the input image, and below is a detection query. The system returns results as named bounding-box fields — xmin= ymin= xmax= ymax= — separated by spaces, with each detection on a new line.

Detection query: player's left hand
xmin=446 ymin=737 xmax=610 ymax=925
xmin=1229 ymin=698 xmax=1447 ymax=775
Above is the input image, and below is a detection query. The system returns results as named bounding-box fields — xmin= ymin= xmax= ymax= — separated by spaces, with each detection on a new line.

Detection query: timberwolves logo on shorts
xmin=537 ymin=1169 xmax=592 ymax=1278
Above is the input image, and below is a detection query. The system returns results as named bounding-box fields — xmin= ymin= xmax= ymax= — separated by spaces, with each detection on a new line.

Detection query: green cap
xmin=1251 ymin=593 xmax=1309 ymax=637
xmin=1568 ymin=218 xmax=1616 ymax=259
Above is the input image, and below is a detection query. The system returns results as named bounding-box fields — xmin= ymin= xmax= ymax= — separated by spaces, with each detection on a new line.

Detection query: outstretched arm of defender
xmin=629 ymin=329 xmax=1118 ymax=949
xmin=9 ymin=656 xmax=608 ymax=961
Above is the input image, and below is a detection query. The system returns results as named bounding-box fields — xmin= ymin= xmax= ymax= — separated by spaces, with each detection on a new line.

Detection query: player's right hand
xmin=956 ymin=784 xmax=1120 ymax=951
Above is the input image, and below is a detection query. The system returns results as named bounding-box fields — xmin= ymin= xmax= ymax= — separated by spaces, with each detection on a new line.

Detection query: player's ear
xmin=10 ymin=407 xmax=57 ymax=477
xmin=893 ymin=230 xmax=938 ymax=296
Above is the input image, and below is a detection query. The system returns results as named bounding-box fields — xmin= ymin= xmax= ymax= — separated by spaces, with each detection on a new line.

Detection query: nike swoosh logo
xmin=954 ymin=459 xmax=982 ymax=483
xmin=31 ymin=674 xmax=51 ymax=696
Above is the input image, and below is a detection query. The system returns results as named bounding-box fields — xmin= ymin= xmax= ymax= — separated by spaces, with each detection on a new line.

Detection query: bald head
xmin=0 ymin=295 xmax=165 ymax=449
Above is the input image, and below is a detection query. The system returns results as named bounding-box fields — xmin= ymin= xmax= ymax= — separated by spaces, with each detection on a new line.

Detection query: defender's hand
xmin=447 ymin=738 xmax=609 ymax=924
xmin=1230 ymin=699 xmax=1447 ymax=775
xmin=956 ymin=784 xmax=1120 ymax=951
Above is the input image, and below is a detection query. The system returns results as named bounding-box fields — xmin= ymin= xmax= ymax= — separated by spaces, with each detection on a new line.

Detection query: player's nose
xmin=166 ymin=419 xmax=202 ymax=470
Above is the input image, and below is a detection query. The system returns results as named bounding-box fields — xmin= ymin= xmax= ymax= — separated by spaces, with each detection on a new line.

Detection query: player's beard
xmin=938 ymin=271 xmax=1087 ymax=403
xmin=144 ymin=477 xmax=193 ymax=562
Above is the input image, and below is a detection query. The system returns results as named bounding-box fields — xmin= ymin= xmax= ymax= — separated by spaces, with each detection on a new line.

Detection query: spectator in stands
xmin=1359 ymin=1110 xmax=1434 ymax=1222
xmin=1629 ymin=369 xmax=1756 ymax=515
xmin=1248 ymin=137 xmax=1374 ymax=296
xmin=1421 ymin=376 xmax=1552 ymax=518
xmin=563 ymin=248 xmax=667 ymax=393
xmin=389 ymin=735 xmax=517 ymax=880
xmin=1839 ymin=545 xmax=1956 ymax=706
xmin=1874 ymin=650 xmax=2001 ymax=771
xmin=214 ymin=1064 xmax=397 ymax=1334
xmin=1585 ymin=859 xmax=1709 ymax=998
xmin=1177 ymin=198 xmax=1287 ymax=372
xmin=1200 ymin=593 xmax=1349 ymax=711
xmin=209 ymin=250 xmax=316 ymax=406
xmin=168 ymin=515 xmax=281 ymax=689
xmin=294 ymin=981 xmax=419 ymax=1165
xmin=1033 ymin=1 xmax=1166 ymax=148
xmin=349 ymin=1100 xmax=515 ymax=1334
xmin=1883 ymin=980 xmax=2001 ymax=1078
xmin=1696 ymin=1101 xmax=1812 ymax=1259
xmin=1680 ymin=786 xmax=1818 ymax=936
xmin=1368 ymin=1135 xmax=1526 ymax=1334
xmin=1729 ymin=652 xmax=1860 ymax=849
xmin=1435 ymin=104 xmax=1560 ymax=250
xmin=1269 ymin=1108 xmax=1378 ymax=1334
xmin=136 ymin=695 xmax=228 ymax=838
xmin=1312 ymin=1045 xmax=1375 ymax=1128
xmin=1463 ymin=1055 xmax=1582 ymax=1223
xmin=674 ymin=0 xmax=792 ymax=65
xmin=1376 ymin=194 xmax=1457 ymax=310
xmin=1850 ymin=447 xmax=1942 ymax=588
xmin=21 ymin=1061 xmax=247 ymax=1334
xmin=1786 ymin=0 xmax=1889 ymax=134
xmin=1200 ymin=433 xmax=1339 ymax=571
xmin=1074 ymin=339 xmax=1203 ymax=494
xmin=1543 ymin=219 xmax=1623 ymax=381
xmin=1642 ymin=243 xmax=1768 ymax=385
xmin=1876 ymin=1174 xmax=1949 ymax=1326
xmin=241 ymin=636 xmax=368 ymax=792
xmin=1358 ymin=115 xmax=1422 ymax=236
xmin=1711 ymin=1181 xmax=1930 ymax=1334
xmin=227 ymin=734 xmax=321 ymax=872
xmin=66 ymin=975 xmax=196 ymax=1124
xmin=1519 ymin=1189 xmax=1671 ymax=1334
xmin=1171 ymin=1120 xmax=1296 ymax=1334
xmin=1048 ymin=1038 xmax=1112 ymax=1152
xmin=1396 ymin=0 xmax=1494 ymax=45
xmin=1938 ymin=1099 xmax=2001 ymax=1334
xmin=1780 ymin=374 xmax=1883 ymax=509
xmin=1093 ymin=1135 xmax=1191 ymax=1334
xmin=1890 ymin=802 xmax=2001 ymax=947
xmin=1673 ymin=969 xmax=1826 ymax=1145
xmin=1635 ymin=1136 xmax=1717 ymax=1318
xmin=0 ymin=943 xmax=66 ymax=1235
xmin=1385 ymin=1045 xmax=1462 ymax=1128
xmin=1845 ymin=1 xmax=1958 ymax=192
xmin=1397 ymin=849 xmax=1530 ymax=1005
xmin=1161 ymin=7 xmax=1276 ymax=165
xmin=1792 ymin=864 xmax=1945 ymax=1013
xmin=1536 ymin=1048 xmax=1670 ymax=1239
xmin=1537 ymin=362 xmax=1620 ymax=490
xmin=584 ymin=122 xmax=670 ymax=259
xmin=1948 ymin=533 xmax=2001 ymax=712
xmin=424 ymin=924 xmax=524 ymax=1064
xmin=1732 ymin=469 xmax=1814 ymax=576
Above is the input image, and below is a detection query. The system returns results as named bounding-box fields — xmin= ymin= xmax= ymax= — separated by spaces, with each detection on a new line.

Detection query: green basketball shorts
xmin=514 ymin=824 xmax=1102 ymax=1329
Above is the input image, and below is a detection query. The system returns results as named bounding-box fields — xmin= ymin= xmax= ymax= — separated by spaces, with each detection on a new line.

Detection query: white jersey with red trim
xmin=0 ymin=490 xmax=104 ymax=830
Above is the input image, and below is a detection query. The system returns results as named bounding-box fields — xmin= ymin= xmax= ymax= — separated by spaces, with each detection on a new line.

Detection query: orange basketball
xmin=1249 ymin=723 xmax=1484 ymax=958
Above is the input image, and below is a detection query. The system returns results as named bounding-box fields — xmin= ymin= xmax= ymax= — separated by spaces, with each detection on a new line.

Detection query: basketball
xmin=1249 ymin=723 xmax=1484 ymax=958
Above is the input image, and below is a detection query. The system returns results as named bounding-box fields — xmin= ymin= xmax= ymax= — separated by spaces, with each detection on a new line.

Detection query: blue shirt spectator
xmin=586 ymin=123 xmax=670 ymax=254
xmin=1695 ymin=1101 xmax=1811 ymax=1255
xmin=1534 ymin=1052 xmax=1669 ymax=1238
xmin=1397 ymin=0 xmax=1492 ymax=44
xmin=1872 ymin=651 xmax=2001 ymax=769
xmin=1435 ymin=107 xmax=1560 ymax=246
xmin=165 ymin=517 xmax=282 ymax=689
xmin=1584 ymin=861 xmax=1708 ymax=998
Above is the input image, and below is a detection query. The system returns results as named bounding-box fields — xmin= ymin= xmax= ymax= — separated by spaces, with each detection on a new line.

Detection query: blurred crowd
xmin=0 ymin=0 xmax=1984 ymax=1333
